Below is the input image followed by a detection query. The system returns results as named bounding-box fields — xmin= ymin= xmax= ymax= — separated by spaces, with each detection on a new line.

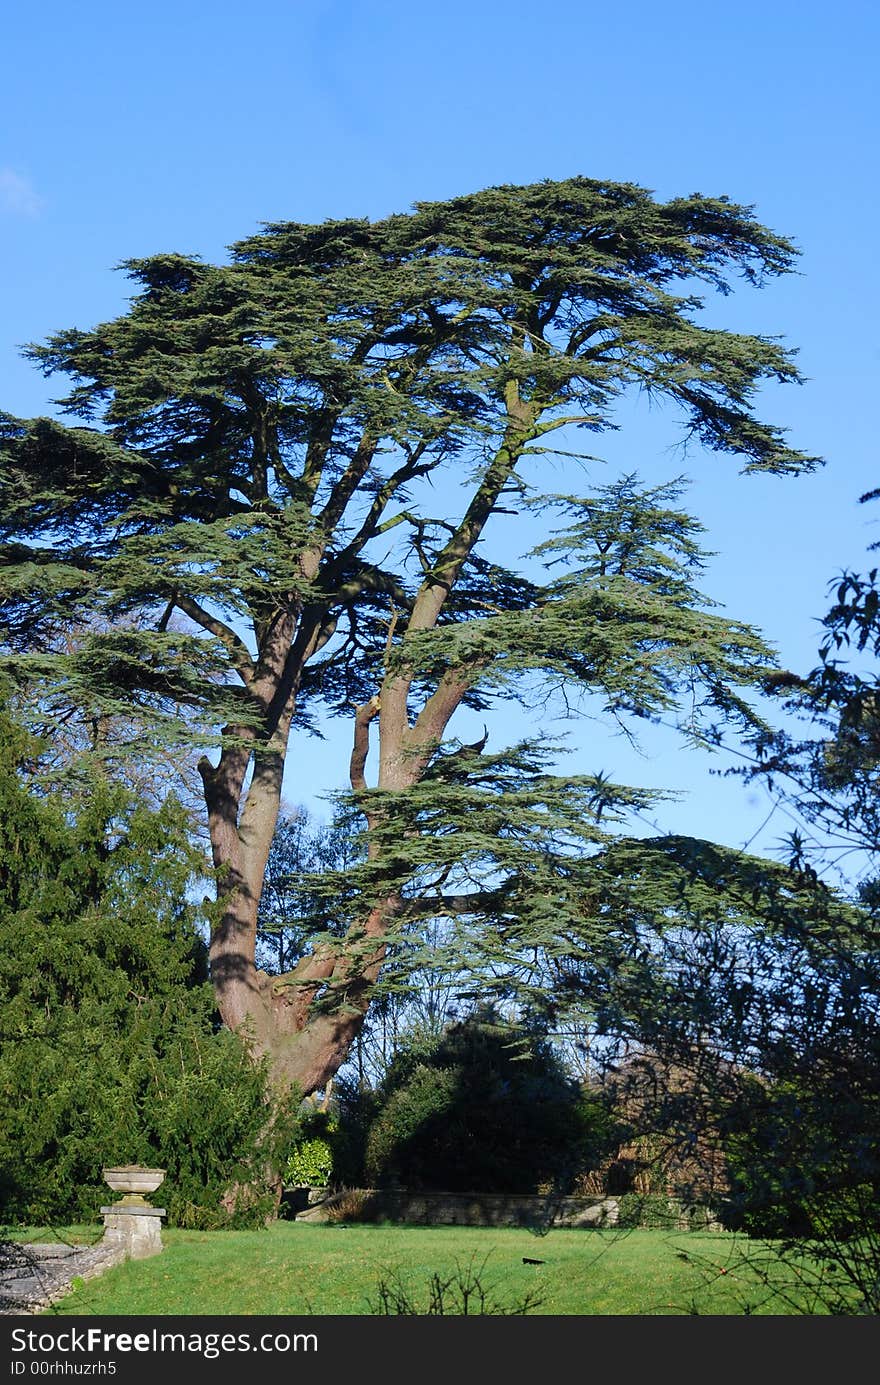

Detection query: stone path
xmin=0 ymin=1239 xmax=123 ymax=1315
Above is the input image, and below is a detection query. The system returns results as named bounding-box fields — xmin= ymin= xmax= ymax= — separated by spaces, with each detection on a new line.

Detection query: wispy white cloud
xmin=0 ymin=168 xmax=44 ymax=218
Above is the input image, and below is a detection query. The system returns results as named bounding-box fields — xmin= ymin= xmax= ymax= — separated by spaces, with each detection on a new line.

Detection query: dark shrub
xmin=719 ymin=1066 xmax=880 ymax=1240
xmin=359 ymin=1012 xmax=612 ymax=1194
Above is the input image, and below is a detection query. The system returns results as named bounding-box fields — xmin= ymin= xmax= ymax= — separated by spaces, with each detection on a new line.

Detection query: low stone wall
xmin=0 ymin=1241 xmax=125 ymax=1316
xmin=291 ymin=1188 xmax=619 ymax=1228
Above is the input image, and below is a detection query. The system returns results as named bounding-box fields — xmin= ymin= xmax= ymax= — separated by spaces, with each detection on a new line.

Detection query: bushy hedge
xmin=0 ymin=1012 xmax=295 ymax=1228
xmin=284 ymin=1134 xmax=335 ymax=1189
xmin=351 ymin=1013 xmax=613 ymax=1194
xmin=0 ymin=713 xmax=295 ymax=1228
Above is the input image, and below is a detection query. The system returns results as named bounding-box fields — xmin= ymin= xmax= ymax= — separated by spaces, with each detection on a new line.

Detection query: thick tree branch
xmin=400 ymin=888 xmax=508 ymax=920
xmin=407 ymin=661 xmax=489 ymax=756
xmin=408 ymin=425 xmax=533 ymax=636
xmin=175 ymin=595 xmax=255 ymax=684
xmin=350 ymin=695 xmax=381 ymax=793
xmin=318 ymin=428 xmax=378 ymax=536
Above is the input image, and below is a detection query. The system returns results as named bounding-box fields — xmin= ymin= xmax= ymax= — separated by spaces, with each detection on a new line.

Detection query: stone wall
xmin=291 ymin=1188 xmax=619 ymax=1228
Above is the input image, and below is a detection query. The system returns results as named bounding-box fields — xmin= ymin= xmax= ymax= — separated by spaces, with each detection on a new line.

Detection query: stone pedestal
xmin=100 ymin=1166 xmax=167 ymax=1261
xmin=100 ymin=1203 xmax=166 ymax=1260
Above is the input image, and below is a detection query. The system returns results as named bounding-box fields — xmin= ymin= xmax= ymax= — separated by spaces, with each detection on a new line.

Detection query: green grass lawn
xmin=15 ymin=1223 xmax=828 ymax=1316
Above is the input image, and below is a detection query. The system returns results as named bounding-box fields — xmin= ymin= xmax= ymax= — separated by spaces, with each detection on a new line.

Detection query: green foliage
xmin=133 ymin=1030 xmax=297 ymax=1229
xmin=0 ymin=707 xmax=291 ymax=1228
xmin=1 ymin=1019 xmax=293 ymax=1230
xmin=0 ymin=177 xmax=822 ymax=1089
xmin=719 ymin=1063 xmax=880 ymax=1241
xmin=284 ymin=1137 xmax=335 ymax=1190
xmin=0 ymin=178 xmax=817 ymax=777
xmin=580 ymin=829 xmax=880 ymax=1307
xmin=673 ymin=520 xmax=880 ymax=1312
xmin=358 ymin=1011 xmax=612 ymax=1193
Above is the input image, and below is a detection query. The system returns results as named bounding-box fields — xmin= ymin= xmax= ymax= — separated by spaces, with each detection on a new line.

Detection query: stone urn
xmin=102 ymin=1165 xmax=166 ymax=1205
xmin=100 ymin=1167 xmax=167 ymax=1260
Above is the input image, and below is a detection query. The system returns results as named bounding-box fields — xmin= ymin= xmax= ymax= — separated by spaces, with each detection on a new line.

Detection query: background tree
xmin=742 ymin=513 xmax=880 ymax=898
xmin=350 ymin=1009 xmax=611 ymax=1195
xmin=560 ymin=522 xmax=880 ymax=1308
xmin=0 ymin=177 xmax=818 ymax=1097
xmin=596 ymin=893 xmax=880 ymax=1312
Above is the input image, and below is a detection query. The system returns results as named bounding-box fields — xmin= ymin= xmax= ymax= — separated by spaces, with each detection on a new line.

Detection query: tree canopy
xmin=0 ymin=176 xmax=821 ymax=1095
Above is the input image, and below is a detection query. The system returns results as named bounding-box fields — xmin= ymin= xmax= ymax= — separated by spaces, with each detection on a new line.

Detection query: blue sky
xmin=2 ymin=0 xmax=878 ymax=876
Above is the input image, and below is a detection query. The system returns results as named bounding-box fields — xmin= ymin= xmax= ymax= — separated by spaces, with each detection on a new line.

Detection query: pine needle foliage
xmin=0 ymin=176 xmax=823 ymax=1093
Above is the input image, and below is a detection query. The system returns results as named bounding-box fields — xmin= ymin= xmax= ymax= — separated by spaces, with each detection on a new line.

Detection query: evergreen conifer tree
xmin=0 ymin=177 xmax=820 ymax=1094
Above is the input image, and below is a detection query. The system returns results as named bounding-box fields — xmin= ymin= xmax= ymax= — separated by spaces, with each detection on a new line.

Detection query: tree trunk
xmin=199 ymin=420 xmax=534 ymax=1098
xmin=200 ymin=699 xmax=397 ymax=1098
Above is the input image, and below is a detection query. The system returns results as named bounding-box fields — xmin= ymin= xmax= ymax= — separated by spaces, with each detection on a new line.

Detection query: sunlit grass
xmin=14 ymin=1224 xmax=831 ymax=1316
